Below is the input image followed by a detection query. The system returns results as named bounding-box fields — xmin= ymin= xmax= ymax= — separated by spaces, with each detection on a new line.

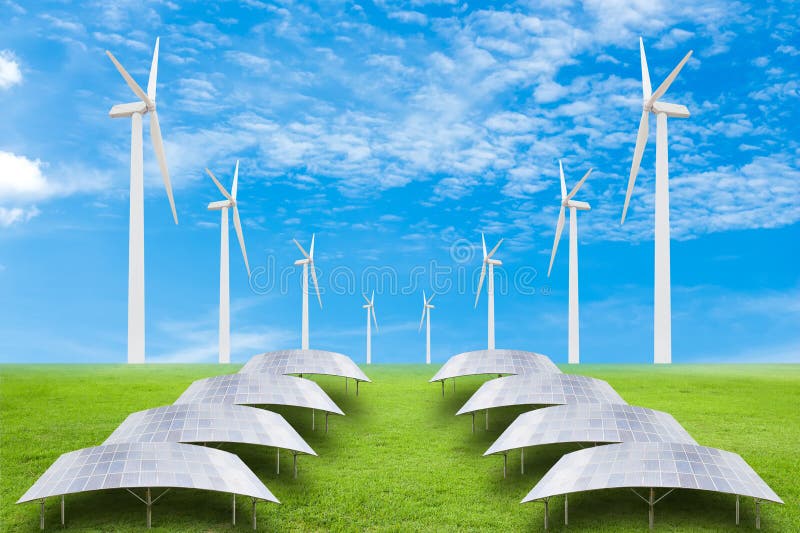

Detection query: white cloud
xmin=0 ymin=151 xmax=49 ymax=200
xmin=388 ymin=10 xmax=428 ymax=25
xmin=0 ymin=50 xmax=22 ymax=89
xmin=0 ymin=206 xmax=40 ymax=227
xmin=225 ymin=51 xmax=271 ymax=74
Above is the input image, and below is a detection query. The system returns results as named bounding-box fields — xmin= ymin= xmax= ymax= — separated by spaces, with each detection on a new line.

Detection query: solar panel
xmin=173 ymin=373 xmax=344 ymax=415
xmin=457 ymin=373 xmax=626 ymax=415
xmin=486 ymin=404 xmax=696 ymax=456
xmin=240 ymin=349 xmax=371 ymax=382
xmin=103 ymin=404 xmax=316 ymax=456
xmin=17 ymin=442 xmax=279 ymax=504
xmin=522 ymin=442 xmax=783 ymax=504
xmin=430 ymin=349 xmax=561 ymax=383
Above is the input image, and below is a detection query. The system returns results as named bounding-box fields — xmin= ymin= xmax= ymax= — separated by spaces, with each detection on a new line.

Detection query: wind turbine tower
xmin=106 ymin=37 xmax=178 ymax=364
xmin=622 ymin=37 xmax=693 ymax=365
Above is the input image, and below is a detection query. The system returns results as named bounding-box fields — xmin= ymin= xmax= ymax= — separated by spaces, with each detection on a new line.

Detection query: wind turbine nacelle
xmin=651 ymin=101 xmax=690 ymax=118
xmin=109 ymin=101 xmax=148 ymax=118
xmin=567 ymin=200 xmax=591 ymax=211
xmin=208 ymin=200 xmax=232 ymax=211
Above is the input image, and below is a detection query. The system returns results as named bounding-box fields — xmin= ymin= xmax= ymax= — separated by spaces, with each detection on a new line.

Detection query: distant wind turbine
xmin=293 ymin=235 xmax=322 ymax=350
xmin=475 ymin=233 xmax=503 ymax=350
xmin=106 ymin=37 xmax=178 ymax=364
xmin=547 ymin=160 xmax=592 ymax=365
xmin=418 ymin=291 xmax=435 ymax=364
xmin=621 ymin=37 xmax=693 ymax=365
xmin=206 ymin=161 xmax=250 ymax=364
xmin=362 ymin=291 xmax=378 ymax=364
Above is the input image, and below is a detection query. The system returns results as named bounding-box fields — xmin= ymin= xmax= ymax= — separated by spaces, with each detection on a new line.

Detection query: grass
xmin=1 ymin=364 xmax=798 ymax=531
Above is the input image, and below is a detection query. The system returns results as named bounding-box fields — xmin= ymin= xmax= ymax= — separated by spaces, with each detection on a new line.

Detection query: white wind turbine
xmin=106 ymin=37 xmax=178 ymax=364
xmin=418 ymin=291 xmax=435 ymax=364
xmin=206 ymin=161 xmax=250 ymax=364
xmin=362 ymin=291 xmax=378 ymax=364
xmin=293 ymin=235 xmax=322 ymax=350
xmin=474 ymin=233 xmax=503 ymax=350
xmin=621 ymin=37 xmax=693 ymax=365
xmin=547 ymin=160 xmax=592 ymax=365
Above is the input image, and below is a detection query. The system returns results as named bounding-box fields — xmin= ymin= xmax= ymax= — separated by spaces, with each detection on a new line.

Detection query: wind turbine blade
xmin=310 ymin=263 xmax=322 ymax=308
xmin=621 ymin=110 xmax=649 ymax=224
xmin=640 ymin=37 xmax=651 ymax=101
xmin=547 ymin=206 xmax=565 ymax=277
xmin=233 ymin=206 xmax=250 ymax=276
xmin=147 ymin=37 xmax=159 ymax=101
xmin=427 ymin=293 xmax=435 ymax=305
xmin=559 ymin=160 xmax=566 ymax=200
xmin=419 ymin=306 xmax=426 ymax=332
xmin=232 ymin=160 xmax=239 ymax=200
xmin=647 ymin=50 xmax=693 ymax=107
xmin=481 ymin=233 xmax=487 ymax=259
xmin=309 ymin=233 xmax=315 ymax=259
xmin=105 ymin=50 xmax=153 ymax=108
xmin=370 ymin=290 xmax=375 ymax=306
xmin=487 ymin=238 xmax=503 ymax=259
xmin=371 ymin=306 xmax=378 ymax=332
xmin=363 ymin=293 xmax=371 ymax=305
xmin=293 ymin=239 xmax=310 ymax=259
xmin=205 ymin=168 xmax=232 ymax=201
xmin=566 ymin=168 xmax=593 ymax=200
xmin=150 ymin=109 xmax=177 ymax=224
xmin=474 ymin=263 xmax=486 ymax=308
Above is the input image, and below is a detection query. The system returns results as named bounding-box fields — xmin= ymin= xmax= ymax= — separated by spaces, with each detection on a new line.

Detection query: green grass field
xmin=1 ymin=364 xmax=798 ymax=531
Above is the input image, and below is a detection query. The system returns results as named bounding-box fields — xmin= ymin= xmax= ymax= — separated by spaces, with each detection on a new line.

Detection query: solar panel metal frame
xmin=429 ymin=349 xmax=561 ymax=383
xmin=103 ymin=404 xmax=316 ymax=456
xmin=456 ymin=373 xmax=627 ymax=415
xmin=17 ymin=442 xmax=279 ymax=504
xmin=485 ymin=404 xmax=697 ymax=456
xmin=240 ymin=349 xmax=371 ymax=382
xmin=173 ymin=373 xmax=345 ymax=415
xmin=521 ymin=441 xmax=783 ymax=504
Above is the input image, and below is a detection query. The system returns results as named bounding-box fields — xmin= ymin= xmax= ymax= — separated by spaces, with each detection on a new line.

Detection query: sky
xmin=0 ymin=0 xmax=798 ymax=365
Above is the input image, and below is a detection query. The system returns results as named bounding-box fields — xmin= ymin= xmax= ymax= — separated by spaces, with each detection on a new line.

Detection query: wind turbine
xmin=206 ymin=161 xmax=250 ymax=364
xmin=418 ymin=291 xmax=435 ymax=364
xmin=293 ymin=235 xmax=322 ymax=350
xmin=621 ymin=37 xmax=693 ymax=365
xmin=474 ymin=233 xmax=503 ymax=350
xmin=362 ymin=291 xmax=378 ymax=364
xmin=547 ymin=160 xmax=592 ymax=365
xmin=106 ymin=37 xmax=178 ymax=364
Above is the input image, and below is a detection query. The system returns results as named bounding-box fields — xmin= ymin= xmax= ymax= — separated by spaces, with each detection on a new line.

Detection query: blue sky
xmin=0 ymin=0 xmax=798 ymax=365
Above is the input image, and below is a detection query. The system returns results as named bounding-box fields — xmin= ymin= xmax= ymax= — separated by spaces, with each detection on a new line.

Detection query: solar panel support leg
xmin=312 ymin=409 xmax=315 ymax=431
xmin=564 ymin=494 xmax=568 ymax=525
xmin=146 ymin=488 xmax=152 ymax=529
xmin=544 ymin=498 xmax=549 ymax=530
xmin=39 ymin=498 xmax=44 ymax=530
xmin=325 ymin=412 xmax=329 ymax=434
xmin=736 ymin=495 xmax=739 ymax=525
xmin=276 ymin=448 xmax=280 ymax=475
xmin=61 ymin=495 xmax=64 ymax=526
xmin=252 ymin=498 xmax=257 ymax=530
xmin=232 ymin=494 xmax=236 ymax=525
xmin=471 ymin=412 xmax=475 ymax=433
xmin=485 ymin=409 xmax=489 ymax=431
xmin=648 ymin=488 xmax=654 ymax=530
xmin=293 ymin=453 xmax=298 ymax=479
xmin=755 ymin=498 xmax=760 ymax=529
xmin=503 ymin=453 xmax=507 ymax=478
xmin=521 ymin=448 xmax=524 ymax=474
